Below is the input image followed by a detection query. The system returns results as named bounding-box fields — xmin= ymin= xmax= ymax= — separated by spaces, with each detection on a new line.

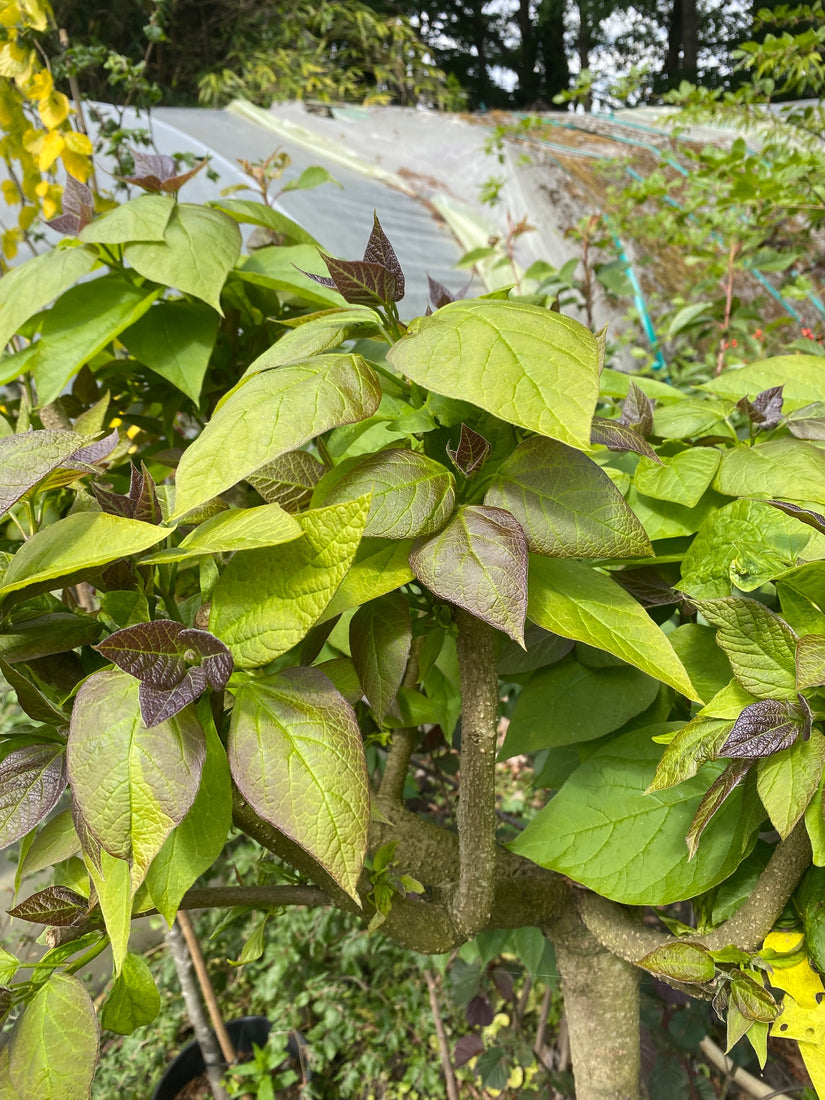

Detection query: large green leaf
xmin=349 ymin=593 xmax=411 ymax=722
xmin=318 ymin=538 xmax=415 ymax=623
xmin=85 ymin=848 xmax=132 ymax=974
xmin=171 ymin=354 xmax=381 ymax=519
xmin=509 ymin=727 xmax=754 ymax=904
xmin=757 ymin=732 xmax=825 ymax=838
xmin=0 ymin=611 xmax=102 ymax=663
xmin=668 ymin=624 xmax=733 ymax=702
xmin=500 ymin=657 xmax=659 ymax=756
xmin=625 ymin=486 xmax=724 ymax=541
xmin=652 ymin=400 xmax=735 ymax=441
xmin=692 ymin=597 xmax=798 ymax=700
xmin=713 ymin=438 xmax=825 ymax=506
xmin=485 ymin=436 xmax=650 ymax=557
xmin=313 ymin=448 xmax=456 ymax=539
xmin=527 ymin=557 xmax=698 ymax=698
xmin=210 ymin=498 xmax=369 ymax=667
xmin=8 ymin=974 xmax=98 ymax=1100
xmin=98 ymin=952 xmax=160 ymax=1036
xmin=229 ymin=669 xmax=369 ymax=900
xmin=634 ymin=448 xmax=721 ymax=509
xmin=411 ymin=505 xmax=528 ymax=645
xmin=30 ymin=274 xmax=160 ymax=405
xmin=120 ymin=299 xmax=220 ymax=403
xmin=208 ymin=199 xmax=319 ymax=246
xmin=700 ymin=355 xmax=825 ymax=411
xmin=124 ymin=204 xmax=241 ymax=313
xmin=387 ymin=300 xmax=600 ymax=450
xmin=0 ymin=513 xmax=167 ymax=601
xmin=142 ymin=504 xmax=302 ymax=565
xmin=680 ymin=498 xmax=814 ymax=599
xmin=144 ymin=719 xmax=231 ymax=924
xmin=237 ymin=244 xmax=346 ymax=308
xmin=67 ymin=670 xmax=205 ymax=880
xmin=79 ymin=193 xmax=174 ymax=245
xmin=0 ymin=245 xmax=97 ymax=352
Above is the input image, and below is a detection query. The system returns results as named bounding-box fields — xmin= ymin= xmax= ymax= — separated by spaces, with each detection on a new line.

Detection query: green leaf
xmin=67 ymin=669 xmax=205 ymax=881
xmin=85 ymin=848 xmax=131 ymax=973
xmin=210 ymin=498 xmax=370 ymax=667
xmin=318 ymin=538 xmax=414 ymax=623
xmin=700 ymin=355 xmax=825 ymax=412
xmin=500 ymin=658 xmax=659 ymax=756
xmin=281 ymin=166 xmax=341 ymax=194
xmin=387 ymin=299 xmax=600 ymax=450
xmin=30 ymin=274 xmax=161 ymax=405
xmin=635 ymin=448 xmax=721 ymax=509
xmin=99 ymin=952 xmax=160 ymax=1035
xmin=247 ymin=450 xmax=326 ymax=512
xmin=145 ymin=717 xmax=231 ymax=924
xmin=509 ymin=727 xmax=754 ymax=904
xmin=237 ymin=244 xmax=346 ymax=308
xmin=599 ymin=369 xmax=676 ymax=401
xmin=680 ymin=498 xmax=813 ymax=598
xmin=229 ymin=669 xmax=369 ymax=901
xmin=142 ymin=504 xmax=302 ymax=565
xmin=8 ymin=973 xmax=98 ymax=1100
xmin=16 ymin=808 xmax=79 ymax=882
xmin=685 ymin=760 xmax=753 ymax=858
xmin=233 ymin=307 xmax=381 ymax=388
xmin=728 ymin=975 xmax=779 ymax=1022
xmin=714 ymin=439 xmax=825 ymax=504
xmin=692 ymin=597 xmax=798 ymax=700
xmin=349 ymin=593 xmax=410 ymax=722
xmin=0 ymin=611 xmax=102 ymax=662
xmin=637 ymin=941 xmax=715 ymax=983
xmin=124 ymin=204 xmax=241 ymax=312
xmin=647 ymin=715 xmax=734 ymax=793
xmin=411 ymin=505 xmax=528 ymax=644
xmin=0 ymin=513 xmax=167 ymax=601
xmin=172 ymin=354 xmax=381 ymax=518
xmin=313 ymin=448 xmax=456 ymax=539
xmin=756 ymin=731 xmax=825 ymax=837
xmin=805 ymin=768 xmax=825 ymax=865
xmin=79 ymin=193 xmax=174 ymax=245
xmin=528 ymin=557 xmax=698 ymax=698
xmin=120 ymin=300 xmax=219 ymax=403
xmin=778 ymin=562 xmax=825 ymax=635
xmin=624 ymin=486 xmax=724 ymax=541
xmin=485 ymin=437 xmax=650 ymax=558
xmin=668 ymin=624 xmax=733 ymax=702
xmin=797 ymin=634 xmax=825 ymax=690
xmin=0 ymin=245 xmax=97 ymax=352
xmin=652 ymin=400 xmax=735 ymax=441
xmin=208 ymin=198 xmax=319 ymax=244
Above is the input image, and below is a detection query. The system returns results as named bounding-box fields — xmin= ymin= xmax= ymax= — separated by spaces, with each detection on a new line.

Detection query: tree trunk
xmin=549 ymin=910 xmax=641 ymax=1100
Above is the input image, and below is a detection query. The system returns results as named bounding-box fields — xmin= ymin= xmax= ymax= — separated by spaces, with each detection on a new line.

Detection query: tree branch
xmin=578 ymin=818 xmax=813 ymax=964
xmin=450 ymin=609 xmax=500 ymax=938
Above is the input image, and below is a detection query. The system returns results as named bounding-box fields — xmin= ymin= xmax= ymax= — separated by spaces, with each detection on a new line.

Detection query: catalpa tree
xmin=0 ymin=174 xmax=825 ymax=1099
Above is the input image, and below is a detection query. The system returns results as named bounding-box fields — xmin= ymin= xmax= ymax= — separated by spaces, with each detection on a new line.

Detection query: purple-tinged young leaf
xmin=349 ymin=593 xmax=411 ymax=723
xmin=712 ymin=984 xmax=729 ymax=1020
xmin=362 ymin=213 xmax=405 ymax=300
xmin=248 ymin=450 xmax=326 ymax=512
xmin=453 ymin=1033 xmax=485 ymax=1067
xmin=736 ymin=386 xmax=784 ymax=429
xmin=720 ymin=697 xmax=811 ymax=758
xmin=321 ymin=255 xmax=402 ymax=307
xmin=0 ymin=429 xmax=90 ymax=518
xmin=613 ymin=567 xmax=678 ymax=608
xmin=122 ymin=152 xmax=207 ymax=194
xmin=92 ymin=462 xmax=162 ymax=524
xmin=637 ymin=941 xmax=715 ymax=984
xmin=447 ymin=424 xmax=491 ymax=477
xmin=766 ymin=499 xmax=825 ymax=536
xmin=465 ymin=994 xmax=495 ymax=1027
xmin=0 ymin=743 xmax=66 ymax=851
xmin=8 ymin=886 xmax=88 ymax=927
xmin=620 ymin=381 xmax=655 ymax=437
xmin=45 ymin=174 xmax=94 ymax=237
xmin=299 ymin=267 xmax=338 ymax=290
xmin=729 ymin=976 xmax=779 ymax=1022
xmin=138 ymin=672 xmax=208 ymax=728
xmin=686 ymin=759 xmax=752 ymax=858
xmin=97 ymin=619 xmax=192 ymax=688
xmin=410 ymin=505 xmax=528 ymax=645
xmin=590 ymin=416 xmax=662 ymax=463
xmin=66 ymin=427 xmax=119 ymax=468
xmin=427 ymin=274 xmax=470 ymax=311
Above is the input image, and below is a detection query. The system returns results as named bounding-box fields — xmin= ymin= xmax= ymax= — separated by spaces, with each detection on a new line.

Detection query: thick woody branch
xmin=450 ymin=609 xmax=500 ymax=938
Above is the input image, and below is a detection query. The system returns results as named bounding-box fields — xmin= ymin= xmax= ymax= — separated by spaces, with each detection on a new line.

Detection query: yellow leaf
xmin=19 ymin=0 xmax=48 ymax=31
xmin=37 ymin=127 xmax=63 ymax=171
xmin=0 ymin=179 xmax=17 ymax=204
xmin=27 ymin=69 xmax=51 ymax=99
xmin=64 ymin=129 xmax=92 ymax=155
xmin=38 ymin=89 xmax=69 ymax=129
xmin=60 ymin=147 xmax=92 ymax=181
xmin=1 ymin=227 xmax=20 ymax=258
xmin=0 ymin=41 xmax=34 ymax=80
xmin=18 ymin=202 xmax=35 ymax=229
xmin=21 ymin=126 xmax=42 ymax=154
xmin=0 ymin=4 xmax=21 ymax=28
xmin=764 ymin=930 xmax=825 ymax=1099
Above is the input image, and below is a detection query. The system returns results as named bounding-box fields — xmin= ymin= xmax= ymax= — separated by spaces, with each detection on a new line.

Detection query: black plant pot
xmin=151 ymin=1015 xmax=272 ymax=1100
